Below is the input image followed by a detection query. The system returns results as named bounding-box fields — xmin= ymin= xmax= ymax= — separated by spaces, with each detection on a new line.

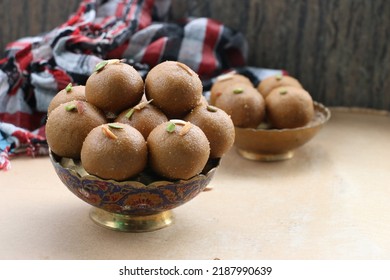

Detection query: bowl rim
xmin=49 ymin=151 xmax=220 ymax=189
xmin=234 ymin=101 xmax=331 ymax=133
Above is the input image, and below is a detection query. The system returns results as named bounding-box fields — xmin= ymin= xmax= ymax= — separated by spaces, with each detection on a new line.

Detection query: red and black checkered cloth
xmin=0 ymin=0 xmax=281 ymax=170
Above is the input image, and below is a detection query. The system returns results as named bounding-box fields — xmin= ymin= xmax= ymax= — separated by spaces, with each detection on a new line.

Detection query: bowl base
xmin=89 ymin=208 xmax=174 ymax=232
xmin=237 ymin=148 xmax=294 ymax=161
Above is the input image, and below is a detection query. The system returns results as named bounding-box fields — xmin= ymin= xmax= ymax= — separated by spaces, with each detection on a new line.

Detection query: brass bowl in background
xmin=50 ymin=152 xmax=219 ymax=232
xmin=234 ymin=102 xmax=330 ymax=161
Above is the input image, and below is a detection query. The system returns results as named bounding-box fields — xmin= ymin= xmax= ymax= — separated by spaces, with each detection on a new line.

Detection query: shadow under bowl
xmin=50 ymin=152 xmax=219 ymax=232
xmin=234 ymin=102 xmax=331 ymax=161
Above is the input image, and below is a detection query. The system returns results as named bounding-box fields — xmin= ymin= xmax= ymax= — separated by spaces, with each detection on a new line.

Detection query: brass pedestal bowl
xmin=50 ymin=152 xmax=219 ymax=232
xmin=234 ymin=102 xmax=330 ymax=161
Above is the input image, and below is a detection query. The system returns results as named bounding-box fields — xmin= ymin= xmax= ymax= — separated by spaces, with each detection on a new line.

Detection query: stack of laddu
xmin=46 ymin=60 xmax=235 ymax=181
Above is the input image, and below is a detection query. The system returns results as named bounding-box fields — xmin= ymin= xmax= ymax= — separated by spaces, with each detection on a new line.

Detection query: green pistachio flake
xmin=65 ymin=83 xmax=72 ymax=93
xmin=206 ymin=105 xmax=218 ymax=112
xmin=275 ymin=73 xmax=283 ymax=81
xmin=134 ymin=99 xmax=153 ymax=110
xmin=108 ymin=123 xmax=124 ymax=129
xmin=94 ymin=60 xmax=108 ymax=72
xmin=166 ymin=122 xmax=176 ymax=133
xmin=125 ymin=108 xmax=135 ymax=119
xmin=279 ymin=88 xmax=288 ymax=95
xmin=257 ymin=122 xmax=271 ymax=129
xmin=65 ymin=104 xmax=77 ymax=111
xmin=233 ymin=88 xmax=244 ymax=94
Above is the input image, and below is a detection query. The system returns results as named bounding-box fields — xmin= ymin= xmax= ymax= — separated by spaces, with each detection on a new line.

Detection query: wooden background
xmin=1 ymin=0 xmax=389 ymax=110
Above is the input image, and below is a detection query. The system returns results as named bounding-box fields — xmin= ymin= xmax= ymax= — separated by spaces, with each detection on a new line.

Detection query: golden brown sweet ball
xmin=184 ymin=104 xmax=235 ymax=158
xmin=265 ymin=86 xmax=315 ymax=129
xmin=85 ymin=59 xmax=144 ymax=114
xmin=81 ymin=123 xmax=148 ymax=181
xmin=46 ymin=101 xmax=106 ymax=159
xmin=144 ymin=61 xmax=203 ymax=118
xmin=115 ymin=100 xmax=168 ymax=139
xmin=147 ymin=120 xmax=210 ymax=180
xmin=257 ymin=74 xmax=303 ymax=98
xmin=210 ymin=73 xmax=252 ymax=105
xmin=47 ymin=84 xmax=86 ymax=115
xmin=215 ymin=83 xmax=266 ymax=128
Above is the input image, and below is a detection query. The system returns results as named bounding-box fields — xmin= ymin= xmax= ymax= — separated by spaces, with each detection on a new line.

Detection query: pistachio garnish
xmin=125 ymin=99 xmax=153 ymax=120
xmin=125 ymin=108 xmax=135 ymax=119
xmin=94 ymin=60 xmax=108 ymax=72
xmin=216 ymin=71 xmax=236 ymax=82
xmin=179 ymin=122 xmax=193 ymax=136
xmin=217 ymin=75 xmax=233 ymax=82
xmin=65 ymin=83 xmax=72 ymax=93
xmin=279 ymin=88 xmax=288 ymax=95
xmin=134 ymin=99 xmax=153 ymax=110
xmin=65 ymin=103 xmax=77 ymax=112
xmin=108 ymin=123 xmax=124 ymax=129
xmin=275 ymin=73 xmax=283 ymax=81
xmin=76 ymin=101 xmax=85 ymax=114
xmin=177 ymin=62 xmax=193 ymax=76
xmin=166 ymin=122 xmax=176 ymax=133
xmin=107 ymin=59 xmax=122 ymax=65
xmin=102 ymin=126 xmax=118 ymax=139
xmin=233 ymin=88 xmax=244 ymax=94
xmin=170 ymin=119 xmax=187 ymax=125
xmin=207 ymin=105 xmax=218 ymax=112
xmin=257 ymin=122 xmax=271 ymax=129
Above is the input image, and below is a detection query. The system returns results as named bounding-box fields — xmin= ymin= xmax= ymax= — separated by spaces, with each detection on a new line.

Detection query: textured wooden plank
xmin=170 ymin=0 xmax=390 ymax=110
xmin=1 ymin=0 xmax=389 ymax=110
xmin=0 ymin=0 xmax=80 ymax=54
